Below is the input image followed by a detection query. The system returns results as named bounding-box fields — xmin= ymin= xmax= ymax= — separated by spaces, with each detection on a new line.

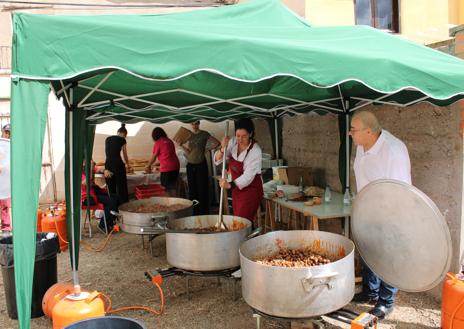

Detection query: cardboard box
xmin=272 ymin=166 xmax=288 ymax=182
xmin=173 ymin=127 xmax=193 ymax=145
xmin=286 ymin=167 xmax=313 ymax=186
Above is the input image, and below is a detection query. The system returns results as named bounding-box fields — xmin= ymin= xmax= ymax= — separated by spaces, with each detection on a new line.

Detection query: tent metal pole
xmin=338 ymin=87 xmax=350 ymax=193
xmin=350 ymin=94 xmax=393 ymax=111
xmin=344 ymin=109 xmax=351 ymax=237
xmin=345 ymin=106 xmax=350 ymax=192
xmin=274 ymin=118 xmax=279 ymax=159
xmin=69 ymin=89 xmax=80 ymax=292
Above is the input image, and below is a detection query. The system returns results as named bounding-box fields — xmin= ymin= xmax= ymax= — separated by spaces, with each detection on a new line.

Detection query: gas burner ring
xmin=146 ymin=267 xmax=241 ymax=301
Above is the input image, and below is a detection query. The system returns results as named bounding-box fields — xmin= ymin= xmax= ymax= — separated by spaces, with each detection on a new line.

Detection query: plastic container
xmin=343 ymin=189 xmax=351 ymax=205
xmin=0 ymin=232 xmax=60 ymax=319
xmin=42 ymin=212 xmax=68 ymax=251
xmin=324 ymin=186 xmax=332 ymax=203
xmin=135 ymin=183 xmax=165 ymax=200
xmin=63 ymin=316 xmax=147 ymax=329
xmin=298 ymin=176 xmax=304 ymax=194
xmin=441 ymin=272 xmax=464 ymax=329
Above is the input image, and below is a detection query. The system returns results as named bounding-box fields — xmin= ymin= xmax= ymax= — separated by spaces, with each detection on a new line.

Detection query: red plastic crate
xmin=135 ymin=184 xmax=165 ymax=199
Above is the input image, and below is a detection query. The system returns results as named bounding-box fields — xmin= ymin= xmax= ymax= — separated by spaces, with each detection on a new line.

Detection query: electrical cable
xmin=51 ymin=214 xmax=165 ymax=318
xmin=52 ymin=212 xmax=116 ymax=252
xmin=101 ymin=280 xmax=165 ymax=316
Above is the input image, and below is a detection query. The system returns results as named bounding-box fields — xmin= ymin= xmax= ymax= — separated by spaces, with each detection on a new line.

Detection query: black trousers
xmin=160 ymin=170 xmax=179 ymax=192
xmin=82 ymin=187 xmax=118 ymax=229
xmin=106 ymin=170 xmax=128 ymax=205
xmin=187 ymin=161 xmax=209 ymax=215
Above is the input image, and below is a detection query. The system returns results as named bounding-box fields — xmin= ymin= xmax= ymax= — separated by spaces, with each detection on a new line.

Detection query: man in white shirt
xmin=0 ymin=124 xmax=11 ymax=231
xmin=350 ymin=111 xmax=411 ymax=319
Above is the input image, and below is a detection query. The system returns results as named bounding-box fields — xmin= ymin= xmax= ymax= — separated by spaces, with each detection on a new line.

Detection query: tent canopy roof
xmin=12 ymin=0 xmax=464 ymax=123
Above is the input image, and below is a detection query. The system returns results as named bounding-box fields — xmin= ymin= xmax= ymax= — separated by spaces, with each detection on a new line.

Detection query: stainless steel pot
xmin=239 ymin=230 xmax=354 ymax=318
xmin=165 ymin=215 xmax=254 ymax=271
xmin=117 ymin=197 xmax=196 ymax=234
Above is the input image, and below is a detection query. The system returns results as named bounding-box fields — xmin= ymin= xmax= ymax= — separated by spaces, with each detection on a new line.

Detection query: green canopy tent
xmin=10 ymin=0 xmax=464 ymax=327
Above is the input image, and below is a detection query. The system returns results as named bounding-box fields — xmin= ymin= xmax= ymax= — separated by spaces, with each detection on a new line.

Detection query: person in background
xmin=179 ymin=121 xmax=220 ymax=215
xmin=0 ymin=124 xmax=11 ymax=231
xmin=81 ymin=160 xmax=118 ymax=233
xmin=350 ymin=110 xmax=411 ymax=319
xmin=105 ymin=123 xmax=131 ymax=205
xmin=1 ymin=124 xmax=10 ymax=140
xmin=215 ymin=118 xmax=263 ymax=223
xmin=146 ymin=127 xmax=180 ymax=195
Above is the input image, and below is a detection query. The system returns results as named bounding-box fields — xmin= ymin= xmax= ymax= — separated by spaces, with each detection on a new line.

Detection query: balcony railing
xmin=0 ymin=46 xmax=11 ymax=71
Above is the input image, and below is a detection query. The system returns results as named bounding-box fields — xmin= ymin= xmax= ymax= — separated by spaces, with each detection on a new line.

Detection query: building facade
xmin=306 ymin=0 xmax=464 ymax=45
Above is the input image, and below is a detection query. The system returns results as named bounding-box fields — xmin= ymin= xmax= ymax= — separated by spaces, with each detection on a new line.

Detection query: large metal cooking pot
xmin=240 ymin=230 xmax=354 ymax=318
xmin=117 ymin=197 xmax=196 ymax=234
xmin=165 ymin=215 xmax=254 ymax=271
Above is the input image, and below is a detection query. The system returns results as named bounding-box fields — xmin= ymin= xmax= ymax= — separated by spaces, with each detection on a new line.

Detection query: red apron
xmin=229 ymin=142 xmax=263 ymax=221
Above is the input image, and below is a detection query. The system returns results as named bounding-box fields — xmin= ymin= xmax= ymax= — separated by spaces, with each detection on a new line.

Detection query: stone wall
xmin=282 ymin=114 xmax=341 ymax=190
xmin=253 ymin=119 xmax=274 ymax=156
xmin=451 ymin=25 xmax=464 ymax=59
xmin=370 ymin=104 xmax=463 ymax=279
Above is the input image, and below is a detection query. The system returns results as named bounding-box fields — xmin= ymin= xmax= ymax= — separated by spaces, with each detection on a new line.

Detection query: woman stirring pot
xmin=214 ymin=118 xmax=263 ymax=223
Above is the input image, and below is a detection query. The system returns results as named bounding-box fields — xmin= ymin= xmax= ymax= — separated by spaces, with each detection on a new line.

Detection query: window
xmin=354 ymin=0 xmax=399 ymax=33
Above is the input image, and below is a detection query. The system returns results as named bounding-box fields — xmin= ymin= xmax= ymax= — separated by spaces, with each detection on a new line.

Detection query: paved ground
xmin=0 ymin=228 xmax=442 ymax=329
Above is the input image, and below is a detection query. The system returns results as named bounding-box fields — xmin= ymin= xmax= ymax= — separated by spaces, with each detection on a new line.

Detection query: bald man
xmin=350 ymin=111 xmax=411 ymax=319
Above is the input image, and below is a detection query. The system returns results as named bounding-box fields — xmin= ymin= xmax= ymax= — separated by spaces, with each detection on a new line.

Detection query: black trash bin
xmin=63 ymin=316 xmax=147 ymax=329
xmin=0 ymin=232 xmax=60 ymax=319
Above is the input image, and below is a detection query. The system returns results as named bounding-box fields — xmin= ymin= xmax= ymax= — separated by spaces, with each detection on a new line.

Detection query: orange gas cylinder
xmin=56 ymin=206 xmax=66 ymax=218
xmin=42 ymin=283 xmax=75 ymax=318
xmin=42 ymin=212 xmax=68 ymax=251
xmin=51 ymin=291 xmax=105 ymax=329
xmin=442 ymin=272 xmax=464 ymax=329
xmin=37 ymin=209 xmax=43 ymax=232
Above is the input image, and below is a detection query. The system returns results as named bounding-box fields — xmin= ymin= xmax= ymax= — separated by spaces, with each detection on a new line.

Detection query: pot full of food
xmin=117 ymin=197 xmax=196 ymax=234
xmin=239 ymin=230 xmax=354 ymax=318
xmin=161 ymin=215 xmax=256 ymax=272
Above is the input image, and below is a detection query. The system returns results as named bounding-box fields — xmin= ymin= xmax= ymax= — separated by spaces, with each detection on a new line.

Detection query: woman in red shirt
xmin=145 ymin=128 xmax=180 ymax=195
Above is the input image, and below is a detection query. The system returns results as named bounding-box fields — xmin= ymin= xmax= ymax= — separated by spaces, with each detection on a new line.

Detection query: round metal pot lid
xmin=351 ymin=179 xmax=452 ymax=292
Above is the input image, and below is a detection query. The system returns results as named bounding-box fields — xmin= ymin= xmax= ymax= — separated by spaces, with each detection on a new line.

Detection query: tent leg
xmin=345 ymin=112 xmax=350 ymax=192
xmin=274 ymin=118 xmax=279 ymax=159
xmin=68 ymin=97 xmax=80 ymax=291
